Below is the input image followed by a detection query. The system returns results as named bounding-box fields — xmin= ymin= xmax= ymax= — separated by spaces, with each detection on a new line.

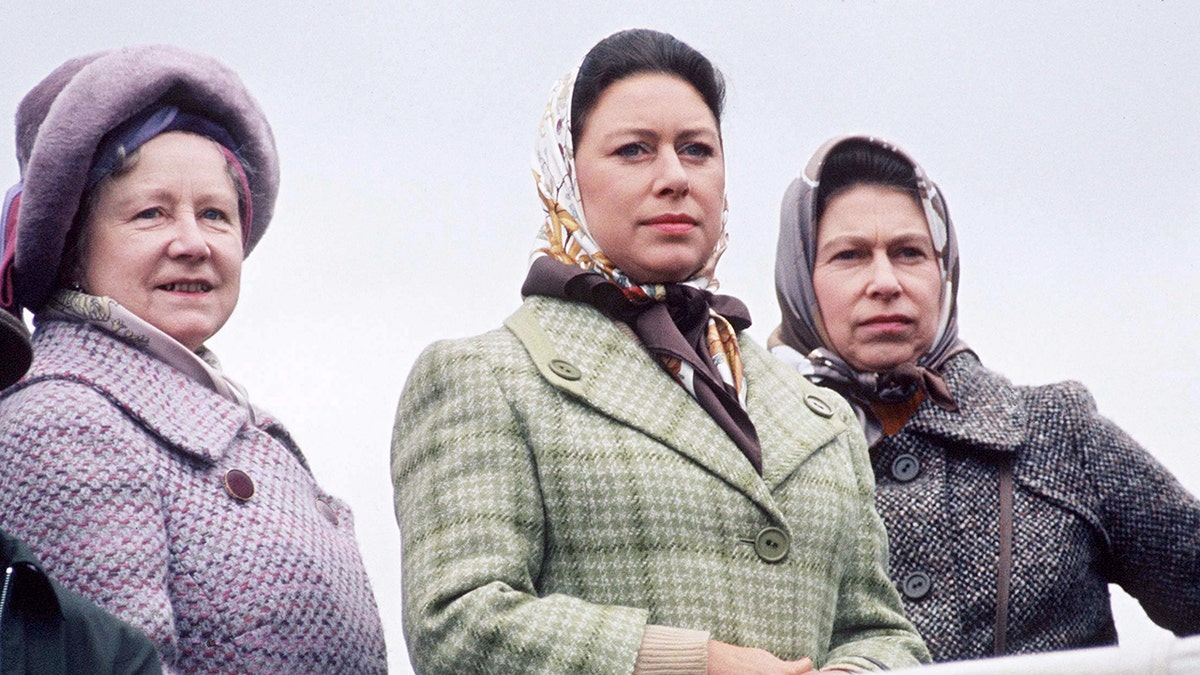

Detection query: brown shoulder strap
xmin=994 ymin=455 xmax=1015 ymax=656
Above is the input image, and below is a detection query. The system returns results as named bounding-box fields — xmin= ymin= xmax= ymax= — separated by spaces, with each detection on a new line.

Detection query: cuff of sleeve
xmin=633 ymin=624 xmax=710 ymax=675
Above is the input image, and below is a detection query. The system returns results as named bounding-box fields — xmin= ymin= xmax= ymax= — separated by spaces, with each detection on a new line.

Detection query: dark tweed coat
xmin=874 ymin=351 xmax=1200 ymax=662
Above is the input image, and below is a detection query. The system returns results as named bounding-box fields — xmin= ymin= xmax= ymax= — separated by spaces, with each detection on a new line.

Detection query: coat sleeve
xmin=391 ymin=338 xmax=649 ymax=674
xmin=824 ymin=405 xmax=931 ymax=671
xmin=0 ymin=379 xmax=179 ymax=671
xmin=1067 ymin=384 xmax=1200 ymax=635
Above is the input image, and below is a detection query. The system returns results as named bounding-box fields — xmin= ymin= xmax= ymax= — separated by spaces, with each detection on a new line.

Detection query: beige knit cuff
xmin=633 ymin=624 xmax=710 ymax=674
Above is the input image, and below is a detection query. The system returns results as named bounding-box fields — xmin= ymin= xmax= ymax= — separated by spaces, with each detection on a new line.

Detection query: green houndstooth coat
xmin=392 ymin=296 xmax=928 ymax=673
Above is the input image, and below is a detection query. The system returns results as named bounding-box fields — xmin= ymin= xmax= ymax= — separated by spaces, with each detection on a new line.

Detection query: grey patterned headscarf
xmin=772 ymin=134 xmax=970 ymax=445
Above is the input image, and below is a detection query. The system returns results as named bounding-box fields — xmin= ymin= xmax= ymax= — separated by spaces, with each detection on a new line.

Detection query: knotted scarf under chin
xmin=523 ymin=257 xmax=763 ymax=474
xmin=806 ymin=346 xmax=963 ymax=447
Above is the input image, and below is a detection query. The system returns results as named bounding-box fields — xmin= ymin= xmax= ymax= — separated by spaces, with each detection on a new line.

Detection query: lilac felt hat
xmin=2 ymin=44 xmax=279 ymax=311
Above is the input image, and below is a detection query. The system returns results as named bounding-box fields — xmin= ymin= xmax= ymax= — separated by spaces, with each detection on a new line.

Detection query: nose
xmin=865 ymin=253 xmax=902 ymax=298
xmin=166 ymin=213 xmax=211 ymax=260
xmin=654 ymin=150 xmax=690 ymax=197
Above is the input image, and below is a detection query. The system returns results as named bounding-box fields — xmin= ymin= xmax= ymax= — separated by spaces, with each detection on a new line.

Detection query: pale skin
xmin=574 ymin=72 xmax=725 ymax=285
xmin=78 ymin=131 xmax=243 ymax=352
xmin=811 ymin=184 xmax=942 ymax=372
xmin=574 ymin=72 xmax=853 ymax=675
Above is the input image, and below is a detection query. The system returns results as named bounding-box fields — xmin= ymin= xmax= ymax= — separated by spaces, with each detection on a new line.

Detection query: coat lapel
xmin=740 ymin=339 xmax=848 ymax=491
xmin=507 ymin=297 xmax=846 ymax=518
xmin=25 ymin=321 xmax=247 ymax=464
xmin=904 ymin=353 xmax=1026 ymax=454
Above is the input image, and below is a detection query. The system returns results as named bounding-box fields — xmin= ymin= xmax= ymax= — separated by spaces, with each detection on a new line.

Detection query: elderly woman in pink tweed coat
xmin=0 ymin=46 xmax=386 ymax=673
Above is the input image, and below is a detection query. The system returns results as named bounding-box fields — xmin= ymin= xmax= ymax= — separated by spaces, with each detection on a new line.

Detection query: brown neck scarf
xmin=524 ymin=257 xmax=762 ymax=474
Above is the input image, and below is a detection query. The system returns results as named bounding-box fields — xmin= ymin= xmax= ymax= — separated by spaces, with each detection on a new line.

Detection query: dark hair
xmin=570 ymin=29 xmax=725 ymax=147
xmin=815 ymin=140 xmax=920 ymax=223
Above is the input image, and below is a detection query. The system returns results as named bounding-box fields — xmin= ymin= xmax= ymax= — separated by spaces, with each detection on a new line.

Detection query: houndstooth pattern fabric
xmin=0 ymin=321 xmax=387 ymax=673
xmin=391 ymin=296 xmax=928 ymax=674
xmin=872 ymin=352 xmax=1200 ymax=662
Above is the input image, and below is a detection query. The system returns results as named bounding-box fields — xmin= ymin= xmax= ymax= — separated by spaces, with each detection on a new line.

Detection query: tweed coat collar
xmin=18 ymin=320 xmax=250 ymax=464
xmin=901 ymin=352 xmax=1025 ymax=455
xmin=506 ymin=296 xmax=849 ymax=518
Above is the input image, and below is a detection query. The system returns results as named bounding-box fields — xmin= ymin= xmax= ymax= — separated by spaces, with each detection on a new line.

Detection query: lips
xmin=641 ymin=213 xmax=698 ymax=234
xmin=859 ymin=314 xmax=914 ymax=331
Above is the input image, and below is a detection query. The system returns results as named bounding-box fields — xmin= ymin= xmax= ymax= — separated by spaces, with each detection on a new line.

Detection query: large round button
xmin=804 ymin=394 xmax=834 ymax=418
xmin=223 ymin=469 xmax=255 ymax=501
xmin=753 ymin=527 xmax=790 ymax=563
xmin=900 ymin=571 xmax=932 ymax=599
xmin=548 ymin=359 xmax=581 ymax=381
xmin=891 ymin=454 xmax=921 ymax=482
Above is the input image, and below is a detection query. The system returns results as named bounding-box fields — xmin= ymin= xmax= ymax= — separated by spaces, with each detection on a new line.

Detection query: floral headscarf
xmin=772 ymin=134 xmax=971 ymax=446
xmin=525 ymin=68 xmax=762 ymax=471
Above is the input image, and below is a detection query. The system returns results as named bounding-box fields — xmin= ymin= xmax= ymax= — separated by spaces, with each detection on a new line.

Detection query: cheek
xmin=912 ymin=268 xmax=945 ymax=338
xmin=811 ymin=271 xmax=852 ymax=340
xmin=77 ymin=228 xmax=126 ymax=287
xmin=215 ymin=238 xmax=245 ymax=288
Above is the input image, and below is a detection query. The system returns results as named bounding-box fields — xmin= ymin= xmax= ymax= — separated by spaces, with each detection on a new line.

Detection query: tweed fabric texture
xmin=873 ymin=352 xmax=1200 ymax=662
xmin=392 ymin=296 xmax=928 ymax=674
xmin=0 ymin=321 xmax=386 ymax=673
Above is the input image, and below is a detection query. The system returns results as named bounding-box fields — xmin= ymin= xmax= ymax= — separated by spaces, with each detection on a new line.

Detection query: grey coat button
xmin=900 ymin=571 xmax=932 ymax=599
xmin=548 ymin=359 xmax=581 ymax=381
xmin=891 ymin=454 xmax=921 ymax=482
xmin=754 ymin=527 xmax=790 ymax=563
xmin=804 ymin=394 xmax=834 ymax=418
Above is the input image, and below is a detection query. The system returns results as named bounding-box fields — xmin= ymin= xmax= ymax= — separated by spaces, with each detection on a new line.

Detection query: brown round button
xmin=315 ymin=497 xmax=339 ymax=526
xmin=223 ymin=469 xmax=255 ymax=501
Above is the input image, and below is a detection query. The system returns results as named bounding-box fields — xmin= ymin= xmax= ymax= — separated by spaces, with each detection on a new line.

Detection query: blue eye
xmin=615 ymin=143 xmax=647 ymax=158
xmin=201 ymin=208 xmax=228 ymax=221
xmin=679 ymin=143 xmax=714 ymax=158
xmin=135 ymin=207 xmax=161 ymax=219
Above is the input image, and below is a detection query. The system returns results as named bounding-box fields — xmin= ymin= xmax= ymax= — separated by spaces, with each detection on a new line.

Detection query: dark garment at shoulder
xmin=1 ymin=528 xmax=161 ymax=675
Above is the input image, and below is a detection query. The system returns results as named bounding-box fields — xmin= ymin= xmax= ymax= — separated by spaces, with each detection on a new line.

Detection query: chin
xmin=852 ymin=352 xmax=917 ymax=373
xmin=630 ymin=260 xmax=705 ymax=285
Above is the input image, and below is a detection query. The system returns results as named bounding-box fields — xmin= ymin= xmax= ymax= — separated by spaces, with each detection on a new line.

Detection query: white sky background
xmin=3 ymin=2 xmax=1198 ymax=672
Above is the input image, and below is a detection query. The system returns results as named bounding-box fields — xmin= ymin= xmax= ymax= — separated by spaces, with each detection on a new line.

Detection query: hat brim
xmin=13 ymin=45 xmax=278 ymax=310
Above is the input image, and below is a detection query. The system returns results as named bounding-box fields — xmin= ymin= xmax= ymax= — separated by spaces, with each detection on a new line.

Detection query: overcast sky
xmin=3 ymin=3 xmax=1198 ymax=671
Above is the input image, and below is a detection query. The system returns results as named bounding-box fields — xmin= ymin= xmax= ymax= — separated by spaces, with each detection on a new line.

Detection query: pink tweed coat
xmin=0 ymin=321 xmax=386 ymax=673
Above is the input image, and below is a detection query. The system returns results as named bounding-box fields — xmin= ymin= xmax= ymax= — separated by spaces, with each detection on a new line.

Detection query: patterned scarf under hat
xmin=772 ymin=134 xmax=972 ymax=447
xmin=524 ymin=70 xmax=762 ymax=473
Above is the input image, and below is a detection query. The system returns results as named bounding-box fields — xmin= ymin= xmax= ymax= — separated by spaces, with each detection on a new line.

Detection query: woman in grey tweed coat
xmin=771 ymin=134 xmax=1200 ymax=662
xmin=392 ymin=30 xmax=928 ymax=675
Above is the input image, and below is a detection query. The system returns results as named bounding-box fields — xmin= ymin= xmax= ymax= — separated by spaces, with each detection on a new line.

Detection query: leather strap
xmin=994 ymin=456 xmax=1015 ymax=656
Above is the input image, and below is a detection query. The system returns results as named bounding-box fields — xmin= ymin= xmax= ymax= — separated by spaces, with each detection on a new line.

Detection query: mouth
xmin=641 ymin=213 xmax=698 ymax=234
xmin=860 ymin=315 xmax=914 ymax=330
xmin=158 ymin=282 xmax=213 ymax=293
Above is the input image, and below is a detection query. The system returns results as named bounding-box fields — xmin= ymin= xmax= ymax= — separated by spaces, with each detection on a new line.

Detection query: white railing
xmin=890 ymin=635 xmax=1200 ymax=674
